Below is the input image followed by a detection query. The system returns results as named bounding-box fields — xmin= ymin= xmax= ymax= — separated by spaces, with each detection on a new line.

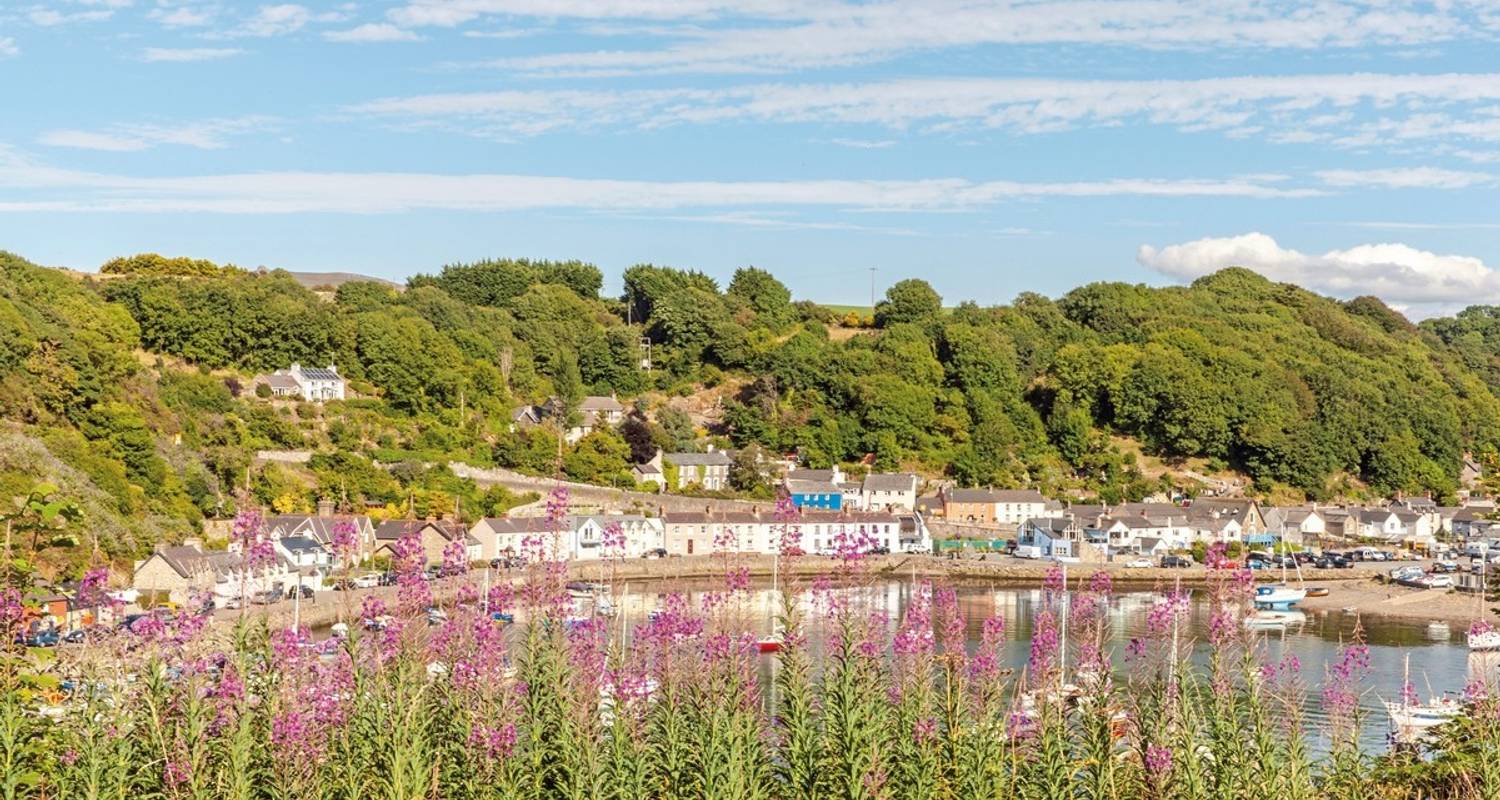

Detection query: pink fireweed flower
xmin=76 ymin=566 xmax=122 ymax=612
xmin=601 ymin=522 xmax=626 ymax=559
xmin=724 ymin=565 xmax=752 ymax=594
xmin=469 ymin=723 xmax=518 ymax=762
xmin=969 ymin=615 xmax=1006 ymax=682
xmin=330 ymin=519 xmax=360 ymax=564
xmin=1144 ymin=743 xmax=1173 ymax=776
xmin=1007 ymin=709 xmax=1036 ymax=740
xmin=1028 ymin=609 xmax=1061 ymax=682
xmin=892 ymin=583 xmax=935 ymax=660
xmin=440 ymin=538 xmax=469 ymax=578
xmin=1146 ymin=590 xmax=1190 ymax=637
xmin=934 ymin=587 xmax=966 ymax=657
xmin=1471 ymin=619 xmax=1496 ymax=637
xmin=1043 ymin=563 xmax=1066 ymax=595
xmin=1321 ymin=629 xmax=1371 ymax=738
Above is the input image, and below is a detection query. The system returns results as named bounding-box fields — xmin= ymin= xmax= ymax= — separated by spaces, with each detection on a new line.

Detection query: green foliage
xmin=99 ymin=252 xmax=229 ymax=277
xmin=875 ymin=279 xmax=942 ymax=328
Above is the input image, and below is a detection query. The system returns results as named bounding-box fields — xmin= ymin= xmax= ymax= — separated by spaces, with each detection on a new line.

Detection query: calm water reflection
xmin=606 ymin=578 xmax=1497 ymax=752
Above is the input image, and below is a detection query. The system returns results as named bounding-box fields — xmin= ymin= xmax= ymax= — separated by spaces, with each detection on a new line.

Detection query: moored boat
xmin=1253 ymin=585 xmax=1307 ymax=610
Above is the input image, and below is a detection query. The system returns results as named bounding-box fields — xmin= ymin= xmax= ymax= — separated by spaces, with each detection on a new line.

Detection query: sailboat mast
xmin=1059 ymin=564 xmax=1068 ymax=692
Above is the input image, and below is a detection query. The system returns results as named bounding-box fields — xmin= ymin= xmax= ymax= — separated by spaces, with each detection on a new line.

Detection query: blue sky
xmin=3 ymin=1 xmax=1500 ymax=315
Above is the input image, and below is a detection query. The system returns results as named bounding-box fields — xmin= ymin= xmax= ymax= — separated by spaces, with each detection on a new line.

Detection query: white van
xmin=1013 ymin=545 xmax=1042 ymax=560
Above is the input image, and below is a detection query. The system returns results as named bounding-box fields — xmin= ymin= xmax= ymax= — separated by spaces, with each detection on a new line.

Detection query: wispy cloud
xmin=411 ymin=1 xmax=1497 ymax=76
xmin=37 ymin=117 xmax=277 ymax=152
xmin=1138 ymin=231 xmax=1500 ymax=315
xmin=343 ymin=73 xmax=1500 ymax=152
xmin=828 ymin=138 xmax=896 ymax=149
xmin=325 ymin=23 xmax=422 ymax=42
xmin=0 ymin=147 xmax=1320 ymax=215
xmin=0 ymin=38 xmax=17 ymax=58
xmin=148 ymin=6 xmax=216 ymax=28
xmin=140 ymin=46 xmax=245 ymax=62
xmin=1315 ymin=167 xmax=1496 ymax=189
xmin=28 ymin=8 xmax=114 ymax=26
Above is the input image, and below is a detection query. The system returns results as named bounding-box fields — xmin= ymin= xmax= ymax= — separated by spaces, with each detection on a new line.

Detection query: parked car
xmin=1125 ymin=558 xmax=1153 ymax=568
xmin=378 ymin=572 xmax=398 ymax=587
xmin=25 ymin=628 xmax=60 ymax=648
xmin=1315 ymin=553 xmax=1352 ymax=569
xmin=62 ymin=628 xmax=88 ymax=644
xmin=1293 ymin=552 xmax=1317 ymax=565
xmin=1432 ymin=560 xmax=1460 ymax=573
xmin=285 ymin=585 xmax=314 ymax=600
xmin=352 ymin=573 xmax=381 ymax=589
xmin=868 ymin=545 xmax=891 ymax=555
xmin=1160 ymin=555 xmax=1193 ymax=568
xmin=641 ymin=548 xmax=668 ymax=559
xmin=250 ymin=589 xmax=281 ymax=605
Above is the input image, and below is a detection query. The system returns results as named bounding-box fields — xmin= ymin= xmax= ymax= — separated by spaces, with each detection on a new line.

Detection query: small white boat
xmin=1385 ymin=698 xmax=1463 ymax=729
xmin=1244 ymin=610 xmax=1306 ymax=630
xmin=1253 ymin=585 xmax=1307 ymax=610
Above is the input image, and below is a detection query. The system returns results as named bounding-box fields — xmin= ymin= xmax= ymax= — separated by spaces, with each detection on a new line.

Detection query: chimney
xmin=317 ymin=498 xmax=335 ymax=517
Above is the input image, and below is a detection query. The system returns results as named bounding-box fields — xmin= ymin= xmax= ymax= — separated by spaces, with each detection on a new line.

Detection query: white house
xmin=279 ymin=364 xmax=345 ymax=402
xmin=660 ymin=509 xmax=925 ymax=557
xmin=859 ymin=472 xmax=918 ymax=511
xmin=570 ymin=514 xmax=664 ymax=559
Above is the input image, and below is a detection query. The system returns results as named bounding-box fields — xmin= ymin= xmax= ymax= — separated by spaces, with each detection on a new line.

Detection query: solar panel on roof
xmin=300 ymin=368 xmax=339 ymax=380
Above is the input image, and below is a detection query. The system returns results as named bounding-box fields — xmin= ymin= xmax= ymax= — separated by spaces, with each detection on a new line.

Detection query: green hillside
xmin=5 ymin=249 xmax=1500 ymax=578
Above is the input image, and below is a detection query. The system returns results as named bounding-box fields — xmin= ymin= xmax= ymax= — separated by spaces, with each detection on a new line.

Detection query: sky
xmin=3 ymin=1 xmax=1500 ymax=316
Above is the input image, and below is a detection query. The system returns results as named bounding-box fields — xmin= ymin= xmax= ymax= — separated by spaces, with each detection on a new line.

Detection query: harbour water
xmin=600 ymin=577 xmax=1495 ymax=752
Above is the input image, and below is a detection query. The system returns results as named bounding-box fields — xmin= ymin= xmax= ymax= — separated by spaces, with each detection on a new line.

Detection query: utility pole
xmin=869 ymin=267 xmax=878 ymax=314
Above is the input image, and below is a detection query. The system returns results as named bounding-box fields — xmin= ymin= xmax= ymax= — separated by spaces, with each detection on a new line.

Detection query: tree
xmin=655 ymin=407 xmax=697 ymax=452
xmin=563 ymin=431 xmax=631 ymax=484
xmin=727 ymin=267 xmax=793 ymax=328
xmin=875 ymin=279 xmax=942 ymax=328
xmin=729 ymin=444 xmax=771 ymax=492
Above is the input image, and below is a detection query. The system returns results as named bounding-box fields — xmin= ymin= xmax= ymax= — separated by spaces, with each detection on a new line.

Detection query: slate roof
xmin=787 ymin=468 xmax=837 ymax=482
xmin=785 ymin=478 xmax=840 ymax=495
xmin=264 ymin=374 xmax=300 ymax=391
xmin=947 ymin=488 xmax=1045 ymax=504
xmin=579 ymin=396 xmax=625 ymax=413
xmin=264 ymin=514 xmax=371 ymax=545
xmin=1024 ymin=517 xmax=1076 ymax=534
xmin=278 ymin=536 xmax=325 ymax=555
xmin=664 ymin=451 xmax=732 ymax=467
xmin=862 ymin=472 xmax=916 ymax=493
xmin=373 ymin=519 xmax=467 ymax=541
xmin=156 ymin=545 xmax=244 ymax=580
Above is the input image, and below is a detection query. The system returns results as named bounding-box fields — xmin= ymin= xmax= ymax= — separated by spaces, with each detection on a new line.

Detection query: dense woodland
xmin=7 ymin=248 xmax=1500 ymax=576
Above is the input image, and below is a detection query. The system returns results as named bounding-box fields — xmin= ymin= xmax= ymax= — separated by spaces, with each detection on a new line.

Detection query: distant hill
xmin=282 ymin=270 xmax=401 ymax=290
xmin=9 ymin=248 xmax=1500 ymax=579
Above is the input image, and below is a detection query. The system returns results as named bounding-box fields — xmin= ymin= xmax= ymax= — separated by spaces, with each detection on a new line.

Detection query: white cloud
xmin=37 ymin=117 xmax=276 ymax=151
xmin=140 ymin=46 xmax=245 ymax=62
xmin=344 ymin=73 xmax=1500 ymax=150
xmin=234 ymin=3 xmax=311 ymax=36
xmin=149 ymin=7 xmax=216 ymax=27
xmin=0 ymin=148 xmax=1317 ymax=216
xmin=1137 ymin=232 xmax=1500 ymax=312
xmin=412 ymin=1 xmax=1496 ymax=76
xmin=324 ymin=23 xmax=422 ymax=42
xmin=28 ymin=9 xmax=114 ymax=26
xmin=0 ymin=38 xmax=17 ymax=58
xmin=1315 ymin=167 xmax=1496 ymax=189
xmin=828 ymin=138 xmax=896 ymax=149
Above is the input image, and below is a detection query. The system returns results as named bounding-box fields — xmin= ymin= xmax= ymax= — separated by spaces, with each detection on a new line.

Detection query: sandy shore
xmin=1297 ymin=577 xmax=1499 ymax=626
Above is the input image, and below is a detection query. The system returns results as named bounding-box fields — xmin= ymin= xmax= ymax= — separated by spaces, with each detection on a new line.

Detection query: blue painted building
xmin=785 ymin=478 xmax=842 ymax=510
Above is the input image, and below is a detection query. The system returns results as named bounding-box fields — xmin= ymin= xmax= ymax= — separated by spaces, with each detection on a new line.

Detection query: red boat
xmin=757 ymin=637 xmax=783 ymax=653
